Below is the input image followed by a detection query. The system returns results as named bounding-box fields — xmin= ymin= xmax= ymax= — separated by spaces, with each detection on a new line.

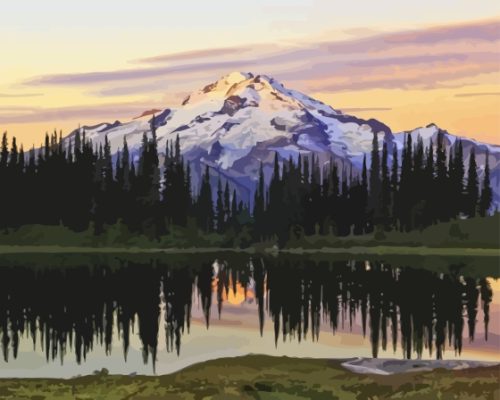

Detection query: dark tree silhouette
xmin=196 ymin=165 xmax=214 ymax=232
xmin=0 ymin=125 xmax=493 ymax=244
xmin=465 ymin=148 xmax=479 ymax=218
xmin=479 ymin=150 xmax=493 ymax=217
xmin=369 ymin=131 xmax=381 ymax=227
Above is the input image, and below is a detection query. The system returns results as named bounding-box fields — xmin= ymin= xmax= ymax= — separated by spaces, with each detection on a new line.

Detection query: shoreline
xmin=0 ymin=355 xmax=498 ymax=399
xmin=0 ymin=244 xmax=497 ymax=256
xmin=0 ymin=355 xmax=497 ymax=380
xmin=341 ymin=357 xmax=499 ymax=375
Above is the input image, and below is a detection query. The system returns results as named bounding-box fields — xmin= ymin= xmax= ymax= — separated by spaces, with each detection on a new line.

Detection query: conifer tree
xmin=369 ymin=131 xmax=381 ymax=223
xmin=390 ymin=146 xmax=399 ymax=228
xmin=223 ymin=181 xmax=230 ymax=226
xmin=411 ymin=136 xmax=426 ymax=229
xmin=0 ymin=132 xmax=9 ymax=168
xmin=451 ymin=140 xmax=464 ymax=215
xmin=74 ymin=129 xmax=81 ymax=156
xmin=359 ymin=156 xmax=368 ymax=233
xmin=479 ymin=150 xmax=492 ymax=217
xmin=253 ymin=162 xmax=266 ymax=239
xmin=196 ymin=165 xmax=214 ymax=232
xmin=121 ymin=138 xmax=131 ymax=191
xmin=268 ymin=152 xmax=286 ymax=241
xmin=134 ymin=120 xmax=162 ymax=236
xmin=465 ymin=148 xmax=479 ymax=217
xmin=398 ymin=134 xmax=413 ymax=231
xmin=419 ymin=139 xmax=435 ymax=226
xmin=231 ymin=189 xmax=238 ymax=226
xmin=184 ymin=162 xmax=193 ymax=220
xmin=380 ymin=141 xmax=391 ymax=229
xmin=216 ymin=178 xmax=225 ymax=233
xmin=9 ymin=137 xmax=18 ymax=169
xmin=434 ymin=131 xmax=450 ymax=222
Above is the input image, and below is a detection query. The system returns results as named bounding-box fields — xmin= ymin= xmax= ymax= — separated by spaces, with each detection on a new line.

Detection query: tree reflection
xmin=0 ymin=256 xmax=494 ymax=367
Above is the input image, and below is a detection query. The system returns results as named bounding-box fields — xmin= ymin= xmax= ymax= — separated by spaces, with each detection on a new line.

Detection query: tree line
xmin=0 ymin=122 xmax=493 ymax=245
xmin=257 ymin=130 xmax=493 ymax=243
xmin=0 ymin=121 xmax=252 ymax=240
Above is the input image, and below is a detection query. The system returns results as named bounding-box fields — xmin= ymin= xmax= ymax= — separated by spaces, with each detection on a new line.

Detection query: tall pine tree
xmin=465 ymin=148 xmax=479 ymax=218
xmin=478 ymin=150 xmax=492 ymax=217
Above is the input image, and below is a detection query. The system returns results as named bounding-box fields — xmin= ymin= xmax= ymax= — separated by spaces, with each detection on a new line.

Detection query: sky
xmin=1 ymin=0 xmax=499 ymax=147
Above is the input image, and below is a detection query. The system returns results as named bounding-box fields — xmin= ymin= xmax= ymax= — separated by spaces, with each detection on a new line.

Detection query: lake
xmin=0 ymin=252 xmax=498 ymax=377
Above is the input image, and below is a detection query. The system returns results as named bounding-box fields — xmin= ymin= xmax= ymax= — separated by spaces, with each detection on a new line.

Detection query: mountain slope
xmin=69 ymin=72 xmax=500 ymax=206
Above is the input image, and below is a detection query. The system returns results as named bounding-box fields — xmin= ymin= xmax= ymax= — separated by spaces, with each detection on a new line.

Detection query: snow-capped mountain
xmin=69 ymin=72 xmax=500 ymax=206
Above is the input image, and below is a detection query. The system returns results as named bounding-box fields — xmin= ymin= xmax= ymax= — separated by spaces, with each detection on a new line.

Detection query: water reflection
xmin=0 ymin=255 xmax=494 ymax=370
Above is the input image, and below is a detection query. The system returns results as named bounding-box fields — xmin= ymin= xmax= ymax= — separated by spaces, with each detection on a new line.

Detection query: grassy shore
xmin=0 ymin=214 xmax=496 ymax=259
xmin=0 ymin=355 xmax=498 ymax=399
xmin=279 ymin=246 xmax=499 ymax=256
xmin=0 ymin=244 xmax=255 ymax=254
xmin=0 ymin=244 xmax=497 ymax=257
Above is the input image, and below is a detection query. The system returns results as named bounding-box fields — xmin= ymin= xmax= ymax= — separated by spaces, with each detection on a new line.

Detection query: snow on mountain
xmin=67 ymin=72 xmax=500 ymax=206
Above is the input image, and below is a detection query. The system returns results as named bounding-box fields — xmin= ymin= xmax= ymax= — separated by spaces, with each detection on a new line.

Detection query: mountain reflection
xmin=0 ymin=256 xmax=493 ymax=369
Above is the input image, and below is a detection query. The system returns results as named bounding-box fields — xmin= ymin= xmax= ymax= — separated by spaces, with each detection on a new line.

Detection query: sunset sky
xmin=1 ymin=0 xmax=499 ymax=147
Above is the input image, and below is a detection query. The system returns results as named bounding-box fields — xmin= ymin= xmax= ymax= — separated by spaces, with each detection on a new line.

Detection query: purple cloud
xmin=21 ymin=18 xmax=500 ymax=95
xmin=317 ymin=20 xmax=500 ymax=55
xmin=0 ymin=102 xmax=158 ymax=124
xmin=24 ymin=60 xmax=255 ymax=86
xmin=281 ymin=51 xmax=499 ymax=92
xmin=384 ymin=19 xmax=500 ymax=44
xmin=454 ymin=92 xmax=500 ymax=98
xmin=346 ymin=53 xmax=470 ymax=68
xmin=135 ymin=46 xmax=249 ymax=64
xmin=92 ymin=80 xmax=170 ymax=97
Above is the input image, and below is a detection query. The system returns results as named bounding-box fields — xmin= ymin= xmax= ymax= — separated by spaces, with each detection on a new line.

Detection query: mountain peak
xmin=201 ymin=71 xmax=255 ymax=95
xmin=183 ymin=71 xmax=330 ymax=116
xmin=207 ymin=71 xmax=289 ymax=98
xmin=181 ymin=71 xmax=254 ymax=106
xmin=222 ymin=71 xmax=255 ymax=85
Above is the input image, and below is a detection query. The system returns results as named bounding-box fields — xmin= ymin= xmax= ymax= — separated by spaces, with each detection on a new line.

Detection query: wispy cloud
xmin=91 ymin=80 xmax=170 ymax=97
xmin=0 ymin=102 xmax=157 ymax=124
xmin=383 ymin=19 xmax=499 ymax=44
xmin=23 ymin=60 xmax=255 ymax=86
xmin=135 ymin=46 xmax=249 ymax=64
xmin=21 ymin=19 xmax=500 ymax=97
xmin=0 ymin=93 xmax=43 ymax=98
xmin=454 ymin=92 xmax=500 ymax=98
xmin=301 ymin=52 xmax=499 ymax=92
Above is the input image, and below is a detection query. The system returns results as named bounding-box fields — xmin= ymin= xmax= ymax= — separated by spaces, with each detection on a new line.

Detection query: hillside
xmin=0 ymin=355 xmax=498 ymax=399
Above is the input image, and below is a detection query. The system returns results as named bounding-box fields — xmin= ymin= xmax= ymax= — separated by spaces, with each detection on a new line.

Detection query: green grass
xmin=0 ymin=355 xmax=498 ymax=399
xmin=285 ymin=213 xmax=500 ymax=250
xmin=0 ymin=244 xmax=497 ymax=257
xmin=0 ymin=214 xmax=497 ymax=254
xmin=0 ymin=244 xmax=256 ymax=254
xmin=279 ymin=246 xmax=499 ymax=256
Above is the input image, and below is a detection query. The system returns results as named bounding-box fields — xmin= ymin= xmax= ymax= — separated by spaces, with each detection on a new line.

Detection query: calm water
xmin=0 ymin=253 xmax=498 ymax=377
